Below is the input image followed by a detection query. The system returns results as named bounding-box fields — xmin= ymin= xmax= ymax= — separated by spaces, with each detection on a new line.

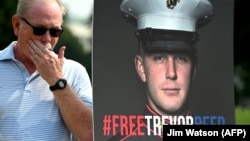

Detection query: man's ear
xmin=135 ymin=55 xmax=146 ymax=82
xmin=12 ymin=15 xmax=20 ymax=36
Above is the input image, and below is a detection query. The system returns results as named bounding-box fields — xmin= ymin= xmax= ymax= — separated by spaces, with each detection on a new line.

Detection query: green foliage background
xmin=0 ymin=1 xmax=18 ymax=47
xmin=234 ymin=0 xmax=250 ymax=123
xmin=235 ymin=107 xmax=250 ymax=124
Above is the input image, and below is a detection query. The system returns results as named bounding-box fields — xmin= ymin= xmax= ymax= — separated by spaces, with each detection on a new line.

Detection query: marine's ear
xmin=135 ymin=55 xmax=146 ymax=82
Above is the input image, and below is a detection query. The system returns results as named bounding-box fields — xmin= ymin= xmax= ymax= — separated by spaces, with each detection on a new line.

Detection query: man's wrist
xmin=49 ymin=78 xmax=67 ymax=91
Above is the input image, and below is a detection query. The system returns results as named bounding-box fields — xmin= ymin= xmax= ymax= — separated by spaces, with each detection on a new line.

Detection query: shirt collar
xmin=0 ymin=41 xmax=17 ymax=61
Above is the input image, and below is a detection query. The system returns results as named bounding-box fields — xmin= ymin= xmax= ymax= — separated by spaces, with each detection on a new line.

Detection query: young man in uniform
xmin=108 ymin=0 xmax=214 ymax=140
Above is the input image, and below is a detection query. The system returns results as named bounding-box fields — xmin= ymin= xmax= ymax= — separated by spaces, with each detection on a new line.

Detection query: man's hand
xmin=28 ymin=40 xmax=66 ymax=85
xmin=28 ymin=40 xmax=93 ymax=140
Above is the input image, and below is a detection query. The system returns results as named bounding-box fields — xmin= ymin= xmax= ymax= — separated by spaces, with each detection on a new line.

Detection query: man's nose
xmin=41 ymin=30 xmax=52 ymax=42
xmin=165 ymin=58 xmax=177 ymax=80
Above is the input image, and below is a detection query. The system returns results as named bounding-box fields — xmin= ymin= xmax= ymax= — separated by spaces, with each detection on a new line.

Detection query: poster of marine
xmin=93 ymin=0 xmax=235 ymax=140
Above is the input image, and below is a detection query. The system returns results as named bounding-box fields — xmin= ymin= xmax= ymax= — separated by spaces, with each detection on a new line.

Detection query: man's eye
xmin=153 ymin=55 xmax=164 ymax=61
xmin=175 ymin=55 xmax=189 ymax=62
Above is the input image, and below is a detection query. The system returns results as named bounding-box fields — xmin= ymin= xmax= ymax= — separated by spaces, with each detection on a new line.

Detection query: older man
xmin=0 ymin=0 xmax=93 ymax=140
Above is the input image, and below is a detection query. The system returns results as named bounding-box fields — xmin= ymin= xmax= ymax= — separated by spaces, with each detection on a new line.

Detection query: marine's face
xmin=135 ymin=52 xmax=193 ymax=115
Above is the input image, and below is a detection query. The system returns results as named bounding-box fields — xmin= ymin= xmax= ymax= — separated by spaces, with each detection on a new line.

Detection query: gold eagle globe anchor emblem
xmin=166 ymin=0 xmax=180 ymax=9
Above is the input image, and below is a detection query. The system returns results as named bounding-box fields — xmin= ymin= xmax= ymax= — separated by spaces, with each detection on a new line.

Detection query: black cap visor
xmin=142 ymin=40 xmax=195 ymax=54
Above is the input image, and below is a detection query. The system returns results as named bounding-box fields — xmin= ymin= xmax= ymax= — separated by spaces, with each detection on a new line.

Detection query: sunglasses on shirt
xmin=20 ymin=17 xmax=63 ymax=37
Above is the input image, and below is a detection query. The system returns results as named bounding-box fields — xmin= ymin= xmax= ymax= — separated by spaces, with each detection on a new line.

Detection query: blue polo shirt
xmin=0 ymin=41 xmax=93 ymax=141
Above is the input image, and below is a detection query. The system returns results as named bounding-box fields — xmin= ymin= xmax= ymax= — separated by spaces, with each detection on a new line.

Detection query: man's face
xmin=12 ymin=0 xmax=63 ymax=62
xmin=135 ymin=51 xmax=194 ymax=115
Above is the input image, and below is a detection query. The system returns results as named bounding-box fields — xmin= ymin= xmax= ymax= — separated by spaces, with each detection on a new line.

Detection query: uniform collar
xmin=140 ymin=104 xmax=191 ymax=138
xmin=143 ymin=104 xmax=191 ymax=126
xmin=144 ymin=103 xmax=191 ymax=117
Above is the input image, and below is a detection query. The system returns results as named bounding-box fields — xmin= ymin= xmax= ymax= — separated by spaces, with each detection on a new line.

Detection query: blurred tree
xmin=0 ymin=1 xmax=18 ymax=48
xmin=0 ymin=1 xmax=92 ymax=81
xmin=234 ymin=0 xmax=250 ymax=106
